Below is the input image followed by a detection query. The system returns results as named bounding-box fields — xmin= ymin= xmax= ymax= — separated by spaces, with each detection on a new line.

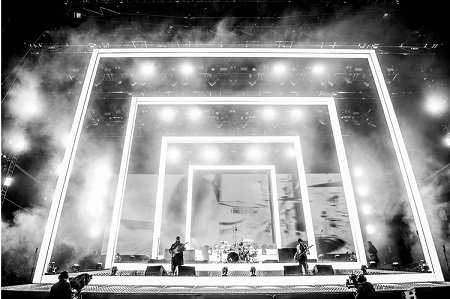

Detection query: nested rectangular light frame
xmin=34 ymin=48 xmax=443 ymax=284
xmin=109 ymin=97 xmax=365 ymax=267
xmin=186 ymin=164 xmax=280 ymax=250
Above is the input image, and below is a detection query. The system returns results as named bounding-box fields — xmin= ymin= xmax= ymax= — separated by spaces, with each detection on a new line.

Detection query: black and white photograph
xmin=1 ymin=1 xmax=449 ymax=298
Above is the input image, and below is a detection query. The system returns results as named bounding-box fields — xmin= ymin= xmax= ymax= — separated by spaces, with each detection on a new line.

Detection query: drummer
xmin=237 ymin=242 xmax=249 ymax=262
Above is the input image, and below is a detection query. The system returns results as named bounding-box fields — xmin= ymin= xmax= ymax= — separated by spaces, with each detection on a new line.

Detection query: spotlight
xmin=356 ymin=185 xmax=369 ymax=197
xmin=89 ymin=223 xmax=102 ymax=238
xmin=167 ymin=147 xmax=181 ymax=163
xmin=246 ymin=146 xmax=264 ymax=161
xmin=311 ymin=64 xmax=325 ymax=75
xmin=6 ymin=131 xmax=29 ymax=154
xmin=160 ymin=107 xmax=176 ymax=122
xmin=289 ymin=109 xmax=303 ymax=121
xmin=61 ymin=133 xmax=71 ymax=148
xmin=8 ymin=85 xmax=43 ymax=121
xmin=202 ymin=146 xmax=220 ymax=162
xmin=352 ymin=166 xmax=364 ymax=178
xmin=365 ymin=224 xmax=376 ymax=235
xmin=272 ymin=62 xmax=287 ymax=76
xmin=261 ymin=108 xmax=276 ymax=121
xmin=187 ymin=107 xmax=203 ymax=122
xmin=179 ymin=62 xmax=195 ymax=76
xmin=3 ymin=177 xmax=13 ymax=187
xmin=424 ymin=95 xmax=447 ymax=116
xmin=139 ymin=61 xmax=156 ymax=77
xmin=285 ymin=147 xmax=296 ymax=158
xmin=442 ymin=133 xmax=450 ymax=148
xmin=360 ymin=204 xmax=372 ymax=215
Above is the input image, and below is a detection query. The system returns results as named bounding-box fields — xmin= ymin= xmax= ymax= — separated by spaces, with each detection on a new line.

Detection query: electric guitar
xmin=169 ymin=242 xmax=189 ymax=257
xmin=294 ymin=244 xmax=314 ymax=261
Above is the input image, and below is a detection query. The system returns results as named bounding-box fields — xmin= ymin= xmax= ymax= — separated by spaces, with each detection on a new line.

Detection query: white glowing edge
xmin=185 ymin=164 xmax=281 ymax=249
xmin=33 ymin=48 xmax=443 ymax=284
xmin=106 ymin=97 xmax=365 ymax=268
xmin=152 ymin=135 xmax=319 ymax=262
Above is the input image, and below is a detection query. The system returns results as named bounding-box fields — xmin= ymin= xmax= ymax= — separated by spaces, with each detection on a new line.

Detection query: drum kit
xmin=212 ymin=239 xmax=258 ymax=263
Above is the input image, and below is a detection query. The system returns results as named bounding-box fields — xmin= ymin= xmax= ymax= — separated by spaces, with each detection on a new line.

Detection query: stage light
xmin=365 ymin=224 xmax=376 ymax=235
xmin=89 ymin=223 xmax=102 ymax=238
xmin=179 ymin=62 xmax=195 ymax=76
xmin=159 ymin=107 xmax=176 ymax=122
xmin=311 ymin=64 xmax=325 ymax=75
xmin=356 ymin=185 xmax=370 ymax=197
xmin=424 ymin=95 xmax=447 ymax=116
xmin=8 ymin=85 xmax=43 ymax=121
xmin=290 ymin=109 xmax=303 ymax=121
xmin=61 ymin=133 xmax=71 ymax=148
xmin=187 ymin=107 xmax=203 ymax=122
xmin=352 ymin=166 xmax=364 ymax=178
xmin=272 ymin=62 xmax=287 ymax=76
xmin=6 ymin=131 xmax=29 ymax=154
xmin=442 ymin=133 xmax=450 ymax=148
xmin=3 ymin=177 xmax=13 ymax=187
xmin=167 ymin=147 xmax=181 ymax=163
xmin=202 ymin=146 xmax=220 ymax=162
xmin=261 ymin=108 xmax=276 ymax=121
xmin=361 ymin=203 xmax=373 ymax=215
xmin=246 ymin=146 xmax=264 ymax=161
xmin=139 ymin=61 xmax=156 ymax=77
xmin=285 ymin=147 xmax=297 ymax=158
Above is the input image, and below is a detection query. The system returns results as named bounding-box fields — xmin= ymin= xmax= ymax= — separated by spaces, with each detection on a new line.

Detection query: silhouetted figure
xmin=48 ymin=271 xmax=72 ymax=299
xmin=295 ymin=238 xmax=310 ymax=275
xmin=355 ymin=274 xmax=376 ymax=299
xmin=169 ymin=236 xmax=186 ymax=275
xmin=367 ymin=241 xmax=379 ymax=268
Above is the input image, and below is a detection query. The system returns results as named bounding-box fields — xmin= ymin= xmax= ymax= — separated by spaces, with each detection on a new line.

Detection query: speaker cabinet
xmin=145 ymin=265 xmax=167 ymax=276
xmin=284 ymin=265 xmax=301 ymax=276
xmin=278 ymin=248 xmax=297 ymax=262
xmin=313 ymin=264 xmax=334 ymax=275
xmin=178 ymin=265 xmax=196 ymax=276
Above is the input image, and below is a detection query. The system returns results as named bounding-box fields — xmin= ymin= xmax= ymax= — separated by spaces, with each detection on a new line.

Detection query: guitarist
xmin=169 ymin=236 xmax=186 ymax=275
xmin=295 ymin=238 xmax=310 ymax=275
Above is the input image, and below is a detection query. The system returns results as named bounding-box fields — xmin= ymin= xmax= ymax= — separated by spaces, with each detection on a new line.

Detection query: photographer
xmin=347 ymin=274 xmax=376 ymax=299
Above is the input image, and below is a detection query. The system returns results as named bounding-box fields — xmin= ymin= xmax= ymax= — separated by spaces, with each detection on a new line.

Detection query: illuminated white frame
xmin=34 ymin=48 xmax=443 ymax=284
xmin=153 ymin=135 xmax=318 ymax=261
xmin=107 ymin=97 xmax=365 ymax=267
xmin=186 ymin=164 xmax=280 ymax=248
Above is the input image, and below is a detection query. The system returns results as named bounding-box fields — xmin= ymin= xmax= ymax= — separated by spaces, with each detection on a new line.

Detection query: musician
xmin=367 ymin=241 xmax=379 ymax=268
xmin=295 ymin=238 xmax=309 ymax=275
xmin=169 ymin=236 xmax=186 ymax=275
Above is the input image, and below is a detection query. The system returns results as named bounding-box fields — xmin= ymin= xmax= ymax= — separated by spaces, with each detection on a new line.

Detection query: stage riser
xmin=4 ymin=290 xmax=446 ymax=299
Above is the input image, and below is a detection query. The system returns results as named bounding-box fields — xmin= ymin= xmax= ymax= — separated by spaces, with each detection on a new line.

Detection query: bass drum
xmin=226 ymin=251 xmax=239 ymax=263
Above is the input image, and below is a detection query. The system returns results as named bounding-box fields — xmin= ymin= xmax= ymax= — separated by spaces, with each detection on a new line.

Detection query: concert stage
xmin=16 ymin=48 xmax=443 ymax=299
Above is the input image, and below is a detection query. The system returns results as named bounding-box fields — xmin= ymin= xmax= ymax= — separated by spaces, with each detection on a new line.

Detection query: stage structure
xmin=33 ymin=48 xmax=443 ymax=285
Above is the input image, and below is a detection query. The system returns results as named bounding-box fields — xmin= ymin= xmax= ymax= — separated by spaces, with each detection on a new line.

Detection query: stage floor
xmin=2 ymin=281 xmax=450 ymax=297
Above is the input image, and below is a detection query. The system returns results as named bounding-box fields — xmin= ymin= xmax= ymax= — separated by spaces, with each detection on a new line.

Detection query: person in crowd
xmin=49 ymin=271 xmax=72 ymax=299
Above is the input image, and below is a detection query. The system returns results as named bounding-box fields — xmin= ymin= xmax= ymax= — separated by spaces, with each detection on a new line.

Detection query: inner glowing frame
xmin=34 ymin=48 xmax=443 ymax=284
xmin=105 ymin=97 xmax=365 ymax=268
xmin=186 ymin=164 xmax=279 ymax=250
